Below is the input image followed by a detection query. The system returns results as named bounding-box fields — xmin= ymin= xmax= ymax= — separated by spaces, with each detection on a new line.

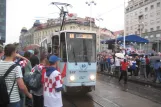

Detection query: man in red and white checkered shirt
xmin=43 ymin=55 xmax=63 ymax=107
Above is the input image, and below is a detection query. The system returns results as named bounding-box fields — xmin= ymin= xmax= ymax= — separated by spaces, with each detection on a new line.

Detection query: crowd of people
xmin=0 ymin=44 xmax=63 ymax=107
xmin=98 ymin=52 xmax=161 ymax=85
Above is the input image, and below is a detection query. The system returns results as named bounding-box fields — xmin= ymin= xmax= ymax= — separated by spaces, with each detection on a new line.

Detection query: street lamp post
xmin=86 ymin=1 xmax=96 ymax=31
xmin=139 ymin=22 xmax=144 ymax=50
xmin=96 ymin=18 xmax=103 ymax=52
xmin=124 ymin=0 xmax=126 ymax=50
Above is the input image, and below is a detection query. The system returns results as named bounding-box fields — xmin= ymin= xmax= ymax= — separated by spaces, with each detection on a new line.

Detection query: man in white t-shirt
xmin=43 ymin=55 xmax=63 ymax=107
xmin=0 ymin=44 xmax=32 ymax=107
xmin=115 ymin=57 xmax=121 ymax=76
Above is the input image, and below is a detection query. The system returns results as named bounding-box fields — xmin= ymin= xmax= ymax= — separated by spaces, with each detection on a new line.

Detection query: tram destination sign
xmin=69 ymin=33 xmax=93 ymax=39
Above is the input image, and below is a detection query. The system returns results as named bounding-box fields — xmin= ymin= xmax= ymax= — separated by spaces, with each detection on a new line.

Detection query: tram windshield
xmin=66 ymin=32 xmax=96 ymax=62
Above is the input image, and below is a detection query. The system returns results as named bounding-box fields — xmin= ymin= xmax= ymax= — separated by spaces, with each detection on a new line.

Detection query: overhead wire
xmin=96 ymin=3 xmax=124 ymax=18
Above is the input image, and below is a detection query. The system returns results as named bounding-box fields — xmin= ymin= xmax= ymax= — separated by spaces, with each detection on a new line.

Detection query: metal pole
xmin=140 ymin=24 xmax=142 ymax=50
xmin=99 ymin=21 xmax=101 ymax=52
xmin=123 ymin=0 xmax=126 ymax=49
xmin=158 ymin=40 xmax=159 ymax=52
xmin=90 ymin=4 xmax=92 ymax=31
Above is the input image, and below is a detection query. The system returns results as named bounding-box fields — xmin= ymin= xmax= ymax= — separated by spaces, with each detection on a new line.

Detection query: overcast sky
xmin=6 ymin=0 xmax=128 ymax=43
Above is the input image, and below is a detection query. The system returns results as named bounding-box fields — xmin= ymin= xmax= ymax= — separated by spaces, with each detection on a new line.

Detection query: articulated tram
xmin=41 ymin=30 xmax=97 ymax=93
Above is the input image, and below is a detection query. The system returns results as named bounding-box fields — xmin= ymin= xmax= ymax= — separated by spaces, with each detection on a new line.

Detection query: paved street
xmin=63 ymin=74 xmax=161 ymax=107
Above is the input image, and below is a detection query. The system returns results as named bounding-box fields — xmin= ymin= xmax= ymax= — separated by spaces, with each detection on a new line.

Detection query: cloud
xmin=6 ymin=0 xmax=125 ymax=43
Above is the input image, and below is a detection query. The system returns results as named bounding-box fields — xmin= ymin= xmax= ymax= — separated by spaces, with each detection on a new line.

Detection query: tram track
xmin=63 ymin=94 xmax=105 ymax=107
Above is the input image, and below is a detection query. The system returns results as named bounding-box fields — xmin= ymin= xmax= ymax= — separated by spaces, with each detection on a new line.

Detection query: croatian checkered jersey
xmin=43 ymin=70 xmax=63 ymax=107
xmin=31 ymin=64 xmax=44 ymax=72
xmin=19 ymin=60 xmax=27 ymax=68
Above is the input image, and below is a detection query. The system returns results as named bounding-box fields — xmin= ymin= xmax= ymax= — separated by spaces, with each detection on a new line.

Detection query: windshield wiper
xmin=73 ymin=48 xmax=77 ymax=65
xmin=84 ymin=40 xmax=91 ymax=65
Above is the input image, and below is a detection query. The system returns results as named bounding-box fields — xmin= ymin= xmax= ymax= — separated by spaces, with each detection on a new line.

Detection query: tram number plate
xmin=70 ymin=71 xmax=76 ymax=74
xmin=79 ymin=76 xmax=86 ymax=79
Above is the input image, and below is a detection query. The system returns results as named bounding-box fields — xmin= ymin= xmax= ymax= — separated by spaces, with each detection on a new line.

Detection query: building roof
xmin=34 ymin=16 xmax=97 ymax=31
xmin=113 ymin=30 xmax=124 ymax=36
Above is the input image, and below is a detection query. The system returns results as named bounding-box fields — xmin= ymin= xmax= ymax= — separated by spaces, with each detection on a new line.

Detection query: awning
xmin=101 ymin=35 xmax=149 ymax=44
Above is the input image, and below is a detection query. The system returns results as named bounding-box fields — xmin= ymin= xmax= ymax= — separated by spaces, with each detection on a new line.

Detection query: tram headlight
xmin=90 ymin=75 xmax=95 ymax=81
xmin=70 ymin=75 xmax=75 ymax=81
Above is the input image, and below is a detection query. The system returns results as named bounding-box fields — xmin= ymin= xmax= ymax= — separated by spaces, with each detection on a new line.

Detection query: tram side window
xmin=52 ymin=36 xmax=59 ymax=56
xmin=60 ymin=33 xmax=67 ymax=62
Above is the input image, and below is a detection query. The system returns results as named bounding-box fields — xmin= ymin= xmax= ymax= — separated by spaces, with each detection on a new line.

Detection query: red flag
xmin=61 ymin=63 xmax=67 ymax=78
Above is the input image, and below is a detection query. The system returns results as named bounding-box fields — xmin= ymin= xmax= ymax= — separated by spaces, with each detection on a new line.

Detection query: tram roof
xmin=41 ymin=30 xmax=97 ymax=43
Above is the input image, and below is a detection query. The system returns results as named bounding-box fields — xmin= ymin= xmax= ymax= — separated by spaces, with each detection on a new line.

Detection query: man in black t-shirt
xmin=30 ymin=49 xmax=39 ymax=67
xmin=135 ymin=56 xmax=140 ymax=76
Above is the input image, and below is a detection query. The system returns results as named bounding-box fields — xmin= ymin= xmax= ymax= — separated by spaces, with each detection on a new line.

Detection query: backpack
xmin=0 ymin=64 xmax=17 ymax=105
xmin=27 ymin=66 xmax=42 ymax=91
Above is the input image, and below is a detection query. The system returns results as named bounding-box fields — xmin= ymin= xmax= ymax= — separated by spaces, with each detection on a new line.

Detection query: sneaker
xmin=124 ymin=89 xmax=128 ymax=92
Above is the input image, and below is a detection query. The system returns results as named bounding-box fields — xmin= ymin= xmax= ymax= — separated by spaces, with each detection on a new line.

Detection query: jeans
xmin=119 ymin=71 xmax=128 ymax=84
xmin=157 ymin=70 xmax=161 ymax=83
xmin=33 ymin=95 xmax=44 ymax=107
xmin=100 ymin=63 xmax=104 ymax=72
xmin=20 ymin=90 xmax=25 ymax=107
xmin=106 ymin=62 xmax=111 ymax=72
xmin=115 ymin=66 xmax=120 ymax=77
xmin=146 ymin=65 xmax=150 ymax=78
xmin=8 ymin=101 xmax=21 ymax=107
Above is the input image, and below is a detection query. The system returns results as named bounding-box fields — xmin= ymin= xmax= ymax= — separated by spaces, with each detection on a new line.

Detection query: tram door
xmin=52 ymin=35 xmax=59 ymax=56
xmin=60 ymin=32 xmax=67 ymax=62
xmin=59 ymin=32 xmax=67 ymax=84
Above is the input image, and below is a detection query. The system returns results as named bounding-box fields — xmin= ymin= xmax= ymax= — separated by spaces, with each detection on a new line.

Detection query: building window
xmin=150 ymin=28 xmax=154 ymax=31
xmin=145 ymin=7 xmax=148 ymax=12
xmin=144 ymin=0 xmax=148 ymax=2
xmin=139 ymin=15 xmax=143 ymax=20
xmin=144 ymin=22 xmax=148 ymax=26
xmin=150 ymin=20 xmax=154 ymax=25
xmin=156 ymin=18 xmax=160 ymax=23
xmin=135 ymin=12 xmax=137 ymax=15
xmin=157 ymin=11 xmax=160 ymax=16
xmin=139 ymin=2 xmax=143 ymax=6
xmin=151 ymin=5 xmax=154 ymax=10
xmin=157 ymin=26 xmax=160 ymax=30
xmin=145 ymin=29 xmax=148 ymax=33
xmin=135 ymin=31 xmax=137 ymax=34
xmin=130 ymin=6 xmax=133 ymax=10
xmin=135 ymin=4 xmax=138 ymax=7
xmin=126 ymin=8 xmax=129 ymax=12
xmin=131 ymin=26 xmax=133 ymax=30
xmin=157 ymin=2 xmax=160 ymax=7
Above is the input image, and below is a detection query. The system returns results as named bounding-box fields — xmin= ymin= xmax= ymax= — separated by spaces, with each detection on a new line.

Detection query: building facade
xmin=19 ymin=27 xmax=35 ymax=48
xmin=0 ymin=0 xmax=6 ymax=44
xmin=125 ymin=0 xmax=161 ymax=51
xmin=19 ymin=16 xmax=115 ymax=52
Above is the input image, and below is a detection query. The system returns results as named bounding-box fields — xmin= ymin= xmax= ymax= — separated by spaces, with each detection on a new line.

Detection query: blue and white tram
xmin=41 ymin=30 xmax=97 ymax=93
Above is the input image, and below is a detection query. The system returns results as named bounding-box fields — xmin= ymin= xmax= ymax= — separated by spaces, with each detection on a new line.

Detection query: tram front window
xmin=67 ymin=33 xmax=96 ymax=62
